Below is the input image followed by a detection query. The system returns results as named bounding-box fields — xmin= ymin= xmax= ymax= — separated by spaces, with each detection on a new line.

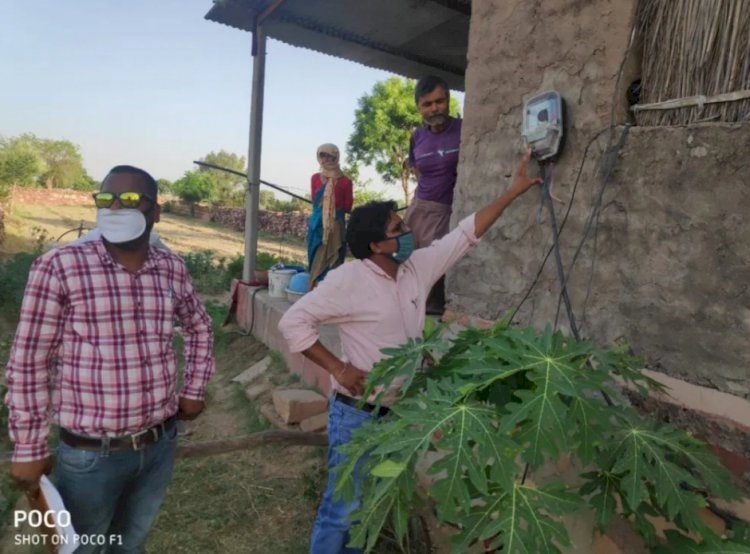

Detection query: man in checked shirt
xmin=5 ymin=165 xmax=215 ymax=552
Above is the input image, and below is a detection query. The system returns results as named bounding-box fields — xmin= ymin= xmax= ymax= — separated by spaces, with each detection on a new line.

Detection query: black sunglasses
xmin=92 ymin=191 xmax=154 ymax=209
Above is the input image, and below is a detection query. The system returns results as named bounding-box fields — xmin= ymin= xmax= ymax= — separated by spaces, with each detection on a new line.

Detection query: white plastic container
xmin=268 ymin=268 xmax=297 ymax=298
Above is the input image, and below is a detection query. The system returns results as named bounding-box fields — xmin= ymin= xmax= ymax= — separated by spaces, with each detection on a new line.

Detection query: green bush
xmin=183 ymin=250 xmax=303 ymax=294
xmin=255 ymin=251 xmax=300 ymax=270
xmin=182 ymin=250 xmax=238 ymax=295
xmin=0 ymin=252 xmax=38 ymax=326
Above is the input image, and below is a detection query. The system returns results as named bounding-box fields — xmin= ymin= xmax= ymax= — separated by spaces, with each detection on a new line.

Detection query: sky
xmin=0 ymin=0 xmax=454 ymax=199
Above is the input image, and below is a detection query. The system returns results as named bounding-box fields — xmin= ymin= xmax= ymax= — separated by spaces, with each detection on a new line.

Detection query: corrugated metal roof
xmin=205 ymin=0 xmax=470 ymax=90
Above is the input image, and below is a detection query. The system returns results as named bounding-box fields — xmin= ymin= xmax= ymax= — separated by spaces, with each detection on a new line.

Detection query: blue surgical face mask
xmin=392 ymin=231 xmax=414 ymax=264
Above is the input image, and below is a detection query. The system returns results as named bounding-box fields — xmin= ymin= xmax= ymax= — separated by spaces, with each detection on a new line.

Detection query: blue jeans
xmin=310 ymin=398 xmax=374 ymax=554
xmin=54 ymin=424 xmax=178 ymax=553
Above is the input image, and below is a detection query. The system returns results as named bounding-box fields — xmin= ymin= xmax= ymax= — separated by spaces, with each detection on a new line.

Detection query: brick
xmin=259 ymin=404 xmax=288 ymax=429
xmin=231 ymin=356 xmax=271 ymax=385
xmin=299 ymin=411 xmax=328 ymax=432
xmin=245 ymin=382 xmax=273 ymax=401
xmin=272 ymin=389 xmax=328 ymax=424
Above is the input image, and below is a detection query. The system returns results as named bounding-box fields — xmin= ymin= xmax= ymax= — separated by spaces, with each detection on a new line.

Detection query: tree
xmin=347 ymin=77 xmax=459 ymax=205
xmin=157 ymin=178 xmax=174 ymax=195
xmin=69 ymin=171 xmax=98 ymax=192
xmin=32 ymin=136 xmax=84 ymax=189
xmin=199 ymin=150 xmax=246 ymax=207
xmin=352 ymin=186 xmax=386 ymax=208
xmin=259 ymin=190 xmax=276 ymax=211
xmin=173 ymin=171 xmax=216 ymax=216
xmin=0 ymin=136 xmax=44 ymax=197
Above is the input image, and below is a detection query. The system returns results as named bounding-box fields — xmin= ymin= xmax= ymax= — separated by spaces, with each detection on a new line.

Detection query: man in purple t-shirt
xmin=405 ymin=75 xmax=463 ymax=315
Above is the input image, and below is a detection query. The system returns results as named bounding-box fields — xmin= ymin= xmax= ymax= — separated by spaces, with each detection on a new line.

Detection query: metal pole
xmin=243 ymin=26 xmax=267 ymax=282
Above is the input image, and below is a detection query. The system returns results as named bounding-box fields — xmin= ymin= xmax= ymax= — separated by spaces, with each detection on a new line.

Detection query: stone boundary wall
xmin=8 ymin=188 xmax=309 ymax=240
xmin=165 ymin=201 xmax=308 ymax=239
xmin=11 ymin=187 xmax=92 ymax=206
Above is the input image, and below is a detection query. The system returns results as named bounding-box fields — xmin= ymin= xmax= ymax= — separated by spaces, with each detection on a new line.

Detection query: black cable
xmin=540 ymin=163 xmax=580 ymax=338
xmin=552 ymin=125 xmax=631 ymax=332
xmin=192 ymin=160 xmax=312 ymax=204
xmin=506 ymin=126 xmax=610 ymax=324
xmin=227 ymin=284 xmax=266 ymax=337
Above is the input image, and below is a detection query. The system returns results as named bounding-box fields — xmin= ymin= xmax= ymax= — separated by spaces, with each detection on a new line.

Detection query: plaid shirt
xmin=5 ymin=240 xmax=215 ymax=462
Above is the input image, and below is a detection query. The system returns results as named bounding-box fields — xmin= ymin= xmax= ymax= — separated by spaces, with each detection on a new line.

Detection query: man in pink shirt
xmin=279 ymin=152 xmax=541 ymax=554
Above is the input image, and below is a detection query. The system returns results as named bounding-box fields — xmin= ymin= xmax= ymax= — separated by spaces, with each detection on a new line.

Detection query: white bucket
xmin=268 ymin=268 xmax=297 ymax=298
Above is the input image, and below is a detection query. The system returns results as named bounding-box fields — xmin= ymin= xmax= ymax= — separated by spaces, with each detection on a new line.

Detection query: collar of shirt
xmin=93 ymin=238 xmax=169 ymax=273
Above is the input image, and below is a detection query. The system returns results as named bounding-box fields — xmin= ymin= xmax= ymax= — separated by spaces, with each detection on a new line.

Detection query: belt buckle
xmin=130 ymin=427 xmax=158 ymax=451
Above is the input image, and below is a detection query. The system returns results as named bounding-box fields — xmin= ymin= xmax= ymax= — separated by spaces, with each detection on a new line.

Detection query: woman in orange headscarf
xmin=307 ymin=144 xmax=354 ymax=288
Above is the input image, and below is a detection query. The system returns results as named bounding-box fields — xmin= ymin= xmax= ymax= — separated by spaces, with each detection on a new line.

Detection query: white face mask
xmin=96 ymin=208 xmax=147 ymax=244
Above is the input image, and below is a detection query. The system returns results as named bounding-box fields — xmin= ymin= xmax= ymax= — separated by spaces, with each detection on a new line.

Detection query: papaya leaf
xmin=371 ymin=459 xmax=406 ymax=478
xmin=608 ymin=414 xmax=736 ymax=536
xmin=453 ymin=484 xmax=583 ymax=554
xmin=580 ymin=471 xmax=620 ymax=531
xmin=337 ymin=324 xmax=739 ymax=553
xmin=653 ymin=530 xmax=750 ymax=553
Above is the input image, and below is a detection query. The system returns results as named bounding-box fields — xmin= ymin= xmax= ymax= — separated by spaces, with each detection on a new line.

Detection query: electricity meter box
xmin=522 ymin=91 xmax=565 ymax=161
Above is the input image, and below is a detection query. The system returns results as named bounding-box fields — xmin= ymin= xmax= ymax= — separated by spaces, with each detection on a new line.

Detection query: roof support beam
xmin=242 ymin=25 xmax=267 ymax=282
xmin=277 ymin=12 xmax=465 ymax=78
xmin=426 ymin=0 xmax=471 ymax=16
xmin=258 ymin=0 xmax=286 ymax=25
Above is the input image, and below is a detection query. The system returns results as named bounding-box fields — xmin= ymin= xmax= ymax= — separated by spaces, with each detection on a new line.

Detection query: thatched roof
xmin=636 ymin=0 xmax=750 ymax=125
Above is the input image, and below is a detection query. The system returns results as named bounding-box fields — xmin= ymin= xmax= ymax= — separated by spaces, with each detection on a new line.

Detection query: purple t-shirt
xmin=408 ymin=117 xmax=462 ymax=205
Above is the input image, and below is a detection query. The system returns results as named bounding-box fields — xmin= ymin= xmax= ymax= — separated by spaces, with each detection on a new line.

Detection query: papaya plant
xmin=334 ymin=321 xmax=750 ymax=553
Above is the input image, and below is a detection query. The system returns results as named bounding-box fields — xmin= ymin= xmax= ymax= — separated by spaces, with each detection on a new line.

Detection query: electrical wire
xmin=506 ymin=126 xmax=610 ymax=324
xmin=192 ymin=160 xmax=312 ymax=204
xmin=509 ymin=10 xmax=640 ymax=327
xmin=553 ymin=124 xmax=631 ymax=332
xmin=541 ymin=162 xmax=580 ymax=338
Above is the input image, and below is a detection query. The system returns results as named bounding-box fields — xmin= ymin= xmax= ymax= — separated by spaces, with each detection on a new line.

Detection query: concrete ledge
xmin=235 ymin=283 xmax=337 ymax=395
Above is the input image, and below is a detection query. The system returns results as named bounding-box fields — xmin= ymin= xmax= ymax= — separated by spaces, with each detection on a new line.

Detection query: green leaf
xmin=333 ymin=323 xmax=739 ymax=553
xmin=568 ymin=395 xmax=608 ymax=465
xmin=371 ymin=460 xmax=406 ymax=478
xmin=580 ymin=471 xmax=621 ymax=531
xmin=608 ymin=414 xmax=736 ymax=538
xmin=653 ymin=530 xmax=750 ymax=553
xmin=453 ymin=484 xmax=582 ymax=554
xmin=501 ymin=388 xmax=570 ymax=468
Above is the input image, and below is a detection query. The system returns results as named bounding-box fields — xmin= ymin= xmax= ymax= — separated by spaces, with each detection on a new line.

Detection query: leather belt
xmin=334 ymin=392 xmax=390 ymax=418
xmin=60 ymin=415 xmax=178 ymax=451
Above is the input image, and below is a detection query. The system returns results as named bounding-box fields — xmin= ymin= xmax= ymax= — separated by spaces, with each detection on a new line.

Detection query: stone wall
xmin=11 ymin=187 xmax=92 ymax=206
xmin=165 ymin=201 xmax=308 ymax=239
xmin=210 ymin=206 xmax=308 ymax=239
xmin=451 ymin=0 xmax=749 ymax=400
xmin=7 ymin=187 xmax=309 ymax=241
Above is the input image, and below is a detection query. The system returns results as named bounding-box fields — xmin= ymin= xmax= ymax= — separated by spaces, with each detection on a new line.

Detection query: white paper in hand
xmin=39 ymin=475 xmax=77 ymax=554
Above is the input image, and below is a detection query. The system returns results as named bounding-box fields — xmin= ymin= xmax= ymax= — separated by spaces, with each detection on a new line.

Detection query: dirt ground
xmin=0 ymin=203 xmax=306 ymax=262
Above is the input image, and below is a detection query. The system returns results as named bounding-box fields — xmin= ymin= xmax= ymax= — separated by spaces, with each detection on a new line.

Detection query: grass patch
xmin=266 ymin=351 xmax=302 ymax=387
xmin=148 ymin=452 xmax=317 ymax=554
xmin=230 ymin=385 xmax=271 ymax=434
